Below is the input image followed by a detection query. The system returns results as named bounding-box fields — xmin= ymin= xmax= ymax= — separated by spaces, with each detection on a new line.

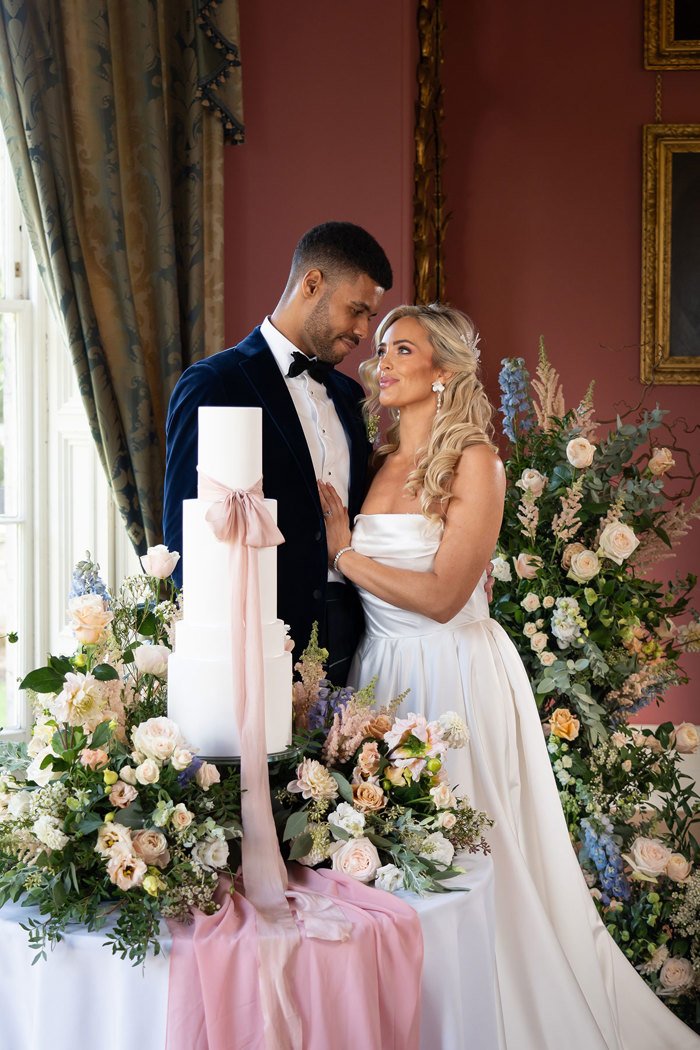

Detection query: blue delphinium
xmin=177 ymin=755 xmax=203 ymax=787
xmin=498 ymin=358 xmax=533 ymax=442
xmin=307 ymin=682 xmax=355 ymax=731
xmin=581 ymin=817 xmax=631 ymax=902
xmin=68 ymin=552 xmax=110 ymax=604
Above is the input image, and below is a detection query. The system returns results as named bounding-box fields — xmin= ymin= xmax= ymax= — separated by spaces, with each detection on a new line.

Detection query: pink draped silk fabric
xmin=166 ymin=474 xmax=423 ymax=1050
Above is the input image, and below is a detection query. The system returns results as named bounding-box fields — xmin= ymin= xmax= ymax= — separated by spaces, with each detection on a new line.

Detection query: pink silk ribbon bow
xmin=197 ymin=473 xmax=350 ymax=1050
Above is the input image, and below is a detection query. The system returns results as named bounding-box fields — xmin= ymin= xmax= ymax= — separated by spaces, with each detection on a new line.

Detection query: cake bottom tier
xmin=167 ymin=650 xmax=292 ymax=757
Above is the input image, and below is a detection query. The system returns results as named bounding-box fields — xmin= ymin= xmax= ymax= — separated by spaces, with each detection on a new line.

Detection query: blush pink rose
xmin=331 ymin=837 xmax=381 ymax=883
xmin=648 ymin=447 xmax=675 ymax=476
xmin=671 ymin=723 xmax=699 ymax=755
xmin=79 ymin=747 xmax=109 ymax=770
xmin=195 ymin=761 xmax=221 ymax=790
xmin=513 ymin=553 xmax=544 ymax=580
xmin=140 ymin=545 xmax=180 ymax=579
xmin=666 ymin=854 xmax=692 ymax=883
xmin=131 ymin=828 xmax=170 ymax=869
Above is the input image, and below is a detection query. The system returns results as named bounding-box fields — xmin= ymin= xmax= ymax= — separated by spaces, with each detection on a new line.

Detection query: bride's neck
xmin=394 ymin=404 xmax=434 ymax=461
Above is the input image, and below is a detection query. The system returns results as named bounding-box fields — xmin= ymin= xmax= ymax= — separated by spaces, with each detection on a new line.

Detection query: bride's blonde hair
xmin=359 ymin=303 xmax=496 ymax=521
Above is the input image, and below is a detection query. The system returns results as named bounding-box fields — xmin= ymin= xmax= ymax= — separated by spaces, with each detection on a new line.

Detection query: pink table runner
xmin=166 ymin=864 xmax=423 ymax=1050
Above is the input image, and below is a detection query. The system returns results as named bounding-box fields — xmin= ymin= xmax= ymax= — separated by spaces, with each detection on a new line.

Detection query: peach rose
xmin=135 ymin=759 xmax=160 ymax=785
xmin=365 ymin=714 xmax=393 ymax=740
xmin=530 ymin=631 xmax=548 ymax=653
xmin=170 ymin=803 xmax=194 ymax=830
xmin=549 ymin=707 xmax=580 ymax=741
xmin=648 ymin=447 xmax=675 ymax=477
xmin=566 ymin=437 xmax=596 ymax=468
xmin=109 ymin=780 xmax=138 ymax=808
xmin=171 ymin=747 xmax=195 ymax=771
xmin=352 ymin=781 xmax=387 ymax=812
xmin=658 ymin=957 xmax=695 ymax=997
xmin=331 ymin=837 xmax=381 ymax=883
xmin=568 ymin=549 xmax=600 ymax=584
xmin=671 ymin=723 xmax=699 ymax=755
xmin=627 ymin=836 xmax=672 ymax=878
xmin=513 ymin=553 xmax=544 ymax=580
xmin=430 ymin=783 xmax=454 ymax=809
xmin=561 ymin=541 xmax=585 ymax=571
xmin=356 ymin=742 xmax=381 ymax=777
xmin=597 ymin=521 xmax=639 ymax=565
xmin=140 ymin=545 xmax=180 ymax=579
xmin=132 ymin=717 xmax=185 ymax=764
xmin=516 ymin=468 xmax=548 ymax=497
xmin=79 ymin=747 xmax=109 ymax=771
xmin=666 ymin=854 xmax=692 ymax=883
xmin=438 ymin=811 xmax=457 ymax=830
xmin=131 ymin=828 xmax=170 ymax=869
xmin=68 ymin=594 xmax=114 ymax=645
xmin=195 ymin=761 xmax=221 ymax=790
xmin=106 ymin=849 xmax=147 ymax=891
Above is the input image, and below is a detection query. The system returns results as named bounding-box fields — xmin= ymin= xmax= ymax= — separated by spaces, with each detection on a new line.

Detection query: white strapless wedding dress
xmin=348 ymin=514 xmax=698 ymax=1050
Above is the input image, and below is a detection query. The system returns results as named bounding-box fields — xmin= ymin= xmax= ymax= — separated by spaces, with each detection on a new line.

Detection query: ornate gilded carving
xmin=641 ymin=124 xmax=700 ymax=384
xmin=413 ymin=0 xmax=448 ymax=304
xmin=644 ymin=0 xmax=700 ymax=70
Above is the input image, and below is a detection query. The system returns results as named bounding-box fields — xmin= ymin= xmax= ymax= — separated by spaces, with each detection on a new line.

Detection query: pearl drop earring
xmin=432 ymin=378 xmax=445 ymax=412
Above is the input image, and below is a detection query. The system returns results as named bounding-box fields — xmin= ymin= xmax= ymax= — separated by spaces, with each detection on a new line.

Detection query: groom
xmin=163 ymin=221 xmax=391 ymax=683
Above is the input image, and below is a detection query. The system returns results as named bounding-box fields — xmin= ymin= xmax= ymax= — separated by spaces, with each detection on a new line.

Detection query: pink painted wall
xmin=441 ymin=0 xmax=699 ymax=724
xmin=223 ymin=1 xmax=698 ymax=721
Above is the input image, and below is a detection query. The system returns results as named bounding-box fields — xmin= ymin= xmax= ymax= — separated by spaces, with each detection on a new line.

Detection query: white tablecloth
xmin=0 ymin=853 xmax=500 ymax=1050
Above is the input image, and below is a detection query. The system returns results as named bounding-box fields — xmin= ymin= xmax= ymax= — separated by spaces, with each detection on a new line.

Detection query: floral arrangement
xmin=0 ymin=549 xmax=242 ymax=964
xmin=494 ymin=346 xmax=700 ymax=1025
xmin=270 ymin=628 xmax=493 ymax=894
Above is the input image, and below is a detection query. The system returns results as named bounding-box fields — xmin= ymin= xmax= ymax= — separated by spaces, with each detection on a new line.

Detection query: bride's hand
xmin=318 ymin=480 xmax=351 ymax=566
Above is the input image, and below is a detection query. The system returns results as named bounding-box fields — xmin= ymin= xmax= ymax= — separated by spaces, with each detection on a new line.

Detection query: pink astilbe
xmin=292 ymin=625 xmax=330 ymax=732
xmin=628 ymin=496 xmax=700 ymax=570
xmin=552 ymin=477 xmax=584 ymax=542
xmin=517 ymin=489 xmax=539 ymax=540
xmin=322 ymin=699 xmax=371 ymax=766
xmin=532 ymin=339 xmax=566 ymax=432
xmin=573 ymin=380 xmax=598 ymax=440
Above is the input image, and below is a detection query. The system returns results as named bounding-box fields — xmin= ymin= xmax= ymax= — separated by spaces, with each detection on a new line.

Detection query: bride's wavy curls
xmin=359 ymin=303 xmax=496 ymax=521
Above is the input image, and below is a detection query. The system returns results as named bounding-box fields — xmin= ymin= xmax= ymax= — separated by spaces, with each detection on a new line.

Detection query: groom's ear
xmin=301 ymin=268 xmax=324 ymax=299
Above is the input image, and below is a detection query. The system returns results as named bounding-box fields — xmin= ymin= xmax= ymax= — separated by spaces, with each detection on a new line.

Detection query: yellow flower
xmin=103 ymin=769 xmax=119 ymax=785
xmin=104 ymin=811 xmax=115 ymax=822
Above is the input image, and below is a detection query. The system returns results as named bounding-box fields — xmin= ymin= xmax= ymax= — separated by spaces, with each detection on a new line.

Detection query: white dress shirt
xmin=261 ymin=316 xmax=351 ymax=583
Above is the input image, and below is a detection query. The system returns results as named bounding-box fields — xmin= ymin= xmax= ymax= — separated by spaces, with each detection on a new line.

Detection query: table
xmin=0 ymin=852 xmax=501 ymax=1050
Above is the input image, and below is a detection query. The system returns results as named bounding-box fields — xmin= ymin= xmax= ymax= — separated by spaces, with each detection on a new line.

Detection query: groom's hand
xmin=484 ymin=561 xmax=495 ymax=604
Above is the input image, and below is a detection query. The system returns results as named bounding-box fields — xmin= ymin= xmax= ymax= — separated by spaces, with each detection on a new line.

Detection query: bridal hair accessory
xmin=432 ymin=378 xmax=445 ymax=412
xmin=459 ymin=331 xmax=481 ymax=360
xmin=333 ymin=546 xmax=353 ymax=571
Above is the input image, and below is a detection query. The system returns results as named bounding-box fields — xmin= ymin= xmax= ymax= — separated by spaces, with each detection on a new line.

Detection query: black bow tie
xmin=287 ymin=350 xmax=333 ymax=384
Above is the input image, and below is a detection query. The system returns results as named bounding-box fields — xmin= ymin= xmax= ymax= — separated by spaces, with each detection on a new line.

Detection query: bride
xmin=317 ymin=303 xmax=698 ymax=1050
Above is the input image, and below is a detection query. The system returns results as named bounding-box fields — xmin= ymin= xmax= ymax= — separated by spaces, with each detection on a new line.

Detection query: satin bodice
xmin=351 ymin=513 xmax=490 ymax=638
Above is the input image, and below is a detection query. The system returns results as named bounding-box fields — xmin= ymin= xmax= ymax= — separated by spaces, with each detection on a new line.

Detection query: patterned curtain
xmin=0 ymin=0 xmax=243 ymax=554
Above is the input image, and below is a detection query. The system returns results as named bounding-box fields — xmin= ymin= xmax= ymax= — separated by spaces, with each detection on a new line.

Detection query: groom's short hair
xmin=291 ymin=221 xmax=393 ymax=291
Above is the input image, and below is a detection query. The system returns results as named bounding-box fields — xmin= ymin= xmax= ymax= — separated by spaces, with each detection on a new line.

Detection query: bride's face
xmin=376 ymin=317 xmax=445 ymax=409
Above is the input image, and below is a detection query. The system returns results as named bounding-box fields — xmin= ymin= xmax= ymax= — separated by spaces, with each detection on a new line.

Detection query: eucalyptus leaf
xmin=329 ymin=770 xmax=354 ymax=803
xmin=288 ymin=833 xmax=313 ymax=861
xmin=283 ymin=810 xmax=310 ymax=842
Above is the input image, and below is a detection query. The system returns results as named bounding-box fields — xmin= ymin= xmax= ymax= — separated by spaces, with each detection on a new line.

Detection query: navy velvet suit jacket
xmin=163 ymin=326 xmax=371 ymax=661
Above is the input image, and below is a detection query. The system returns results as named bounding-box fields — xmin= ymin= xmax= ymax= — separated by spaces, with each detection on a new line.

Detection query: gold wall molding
xmin=644 ymin=0 xmax=700 ymax=70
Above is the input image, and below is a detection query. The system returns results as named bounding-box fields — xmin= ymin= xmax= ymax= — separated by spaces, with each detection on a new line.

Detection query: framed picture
xmin=641 ymin=124 xmax=700 ymax=384
xmin=644 ymin=0 xmax=700 ymax=69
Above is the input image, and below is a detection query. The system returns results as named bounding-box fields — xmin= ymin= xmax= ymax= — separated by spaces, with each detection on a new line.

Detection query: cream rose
xmin=516 ymin=468 xmax=548 ymax=497
xmin=287 ymin=758 xmax=338 ymax=801
xmin=539 ymin=651 xmax=557 ymax=667
xmin=627 ymin=836 xmax=672 ymax=878
xmin=657 ymin=957 xmax=695 ymax=997
xmin=666 ymin=854 xmax=692 ymax=883
xmin=597 ymin=521 xmax=639 ymax=565
xmin=549 ymin=708 xmax=580 ymax=741
xmin=530 ymin=632 xmax=548 ymax=653
xmin=140 ymin=545 xmax=180 ymax=579
xmin=195 ymin=761 xmax=221 ymax=790
xmin=135 ymin=759 xmax=160 ymax=785
xmin=68 ymin=594 xmax=113 ymax=645
xmin=566 ymin=437 xmax=596 ymax=469
xmin=671 ymin=723 xmax=699 ymax=755
xmin=109 ymin=780 xmax=138 ymax=808
xmin=352 ymin=781 xmax=387 ymax=812
xmin=131 ymin=717 xmax=185 ymax=763
xmin=331 ymin=837 xmax=381 ymax=883
xmin=119 ymin=765 xmax=138 ymax=785
xmin=513 ymin=553 xmax=544 ymax=580
xmin=170 ymin=803 xmax=194 ymax=830
xmin=521 ymin=592 xmax=541 ymax=613
xmin=430 ymin=783 xmax=455 ymax=809
xmin=171 ymin=747 xmax=195 ymax=771
xmin=132 ymin=643 xmax=170 ymax=677
xmin=131 ymin=828 xmax=170 ymax=869
xmin=568 ymin=549 xmax=600 ymax=584
xmin=438 ymin=811 xmax=457 ymax=830
xmin=648 ymin=447 xmax=675 ymax=476
xmin=191 ymin=835 xmax=229 ymax=871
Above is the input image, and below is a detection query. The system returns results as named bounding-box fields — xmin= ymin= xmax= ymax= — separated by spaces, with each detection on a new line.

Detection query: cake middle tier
xmin=172 ymin=619 xmax=289 ymax=659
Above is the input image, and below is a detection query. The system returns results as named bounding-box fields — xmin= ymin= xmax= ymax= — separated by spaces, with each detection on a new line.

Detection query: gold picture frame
xmin=644 ymin=0 xmax=700 ymax=69
xmin=641 ymin=124 xmax=700 ymax=384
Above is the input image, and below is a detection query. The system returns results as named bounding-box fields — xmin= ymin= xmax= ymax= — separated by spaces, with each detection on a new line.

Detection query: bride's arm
xmin=320 ymin=445 xmax=506 ymax=623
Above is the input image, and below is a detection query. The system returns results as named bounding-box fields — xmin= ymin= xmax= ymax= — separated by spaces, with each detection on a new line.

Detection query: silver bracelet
xmin=332 ymin=546 xmax=353 ymax=572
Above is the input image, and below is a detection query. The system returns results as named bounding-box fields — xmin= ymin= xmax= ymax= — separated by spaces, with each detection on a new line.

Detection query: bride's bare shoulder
xmin=453 ymin=444 xmax=505 ymax=485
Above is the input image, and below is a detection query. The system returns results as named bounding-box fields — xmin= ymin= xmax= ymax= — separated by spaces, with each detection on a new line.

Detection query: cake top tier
xmin=197 ymin=406 xmax=262 ymax=494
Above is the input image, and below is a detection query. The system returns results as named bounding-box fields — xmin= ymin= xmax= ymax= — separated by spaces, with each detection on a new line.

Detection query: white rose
xmin=568 ymin=549 xmax=600 ymax=584
xmin=539 ymin=651 xmax=557 ymax=666
xmin=419 ymin=831 xmax=455 ymax=867
xmin=521 ymin=592 xmax=541 ymax=613
xmin=648 ymin=447 xmax=675 ymax=477
xmin=331 ymin=837 xmax=381 ymax=883
xmin=657 ymin=957 xmax=695 ymax=997
xmin=132 ymin=644 xmax=170 ymax=677
xmin=327 ymin=802 xmax=366 ymax=839
xmin=131 ymin=717 xmax=185 ymax=763
xmin=671 ymin=723 xmax=699 ymax=755
xmin=140 ymin=545 xmax=180 ymax=579
xmin=171 ymin=748 xmax=194 ymax=771
xmin=374 ymin=863 xmax=404 ymax=893
xmin=627 ymin=836 xmax=672 ymax=878
xmin=191 ymin=835 xmax=230 ymax=870
xmin=170 ymin=803 xmax=194 ymax=831
xmin=195 ymin=762 xmax=221 ymax=790
xmin=491 ymin=556 xmax=512 ymax=583
xmin=516 ymin=468 xmax=548 ymax=497
xmin=530 ymin=631 xmax=548 ymax=652
xmin=666 ymin=854 xmax=692 ymax=883
xmin=597 ymin=521 xmax=639 ymax=565
xmin=135 ymin=759 xmax=160 ymax=785
xmin=566 ymin=437 xmax=596 ymax=469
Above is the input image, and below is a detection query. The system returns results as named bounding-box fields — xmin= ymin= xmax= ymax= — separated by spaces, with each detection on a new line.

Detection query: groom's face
xmin=302 ymin=271 xmax=385 ymax=365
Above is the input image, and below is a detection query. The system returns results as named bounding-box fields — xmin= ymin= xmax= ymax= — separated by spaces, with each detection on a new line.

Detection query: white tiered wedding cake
xmin=167 ymin=406 xmax=292 ymax=758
